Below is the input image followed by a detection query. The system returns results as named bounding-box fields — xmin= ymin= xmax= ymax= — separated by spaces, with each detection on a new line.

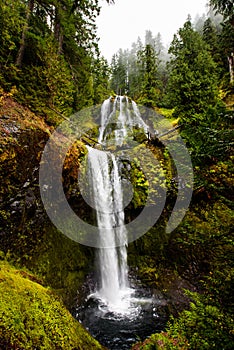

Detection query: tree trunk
xmin=54 ymin=8 xmax=63 ymax=54
xmin=228 ymin=53 xmax=234 ymax=84
xmin=16 ymin=0 xmax=35 ymax=67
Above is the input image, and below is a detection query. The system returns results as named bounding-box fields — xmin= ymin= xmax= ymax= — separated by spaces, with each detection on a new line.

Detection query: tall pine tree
xmin=167 ymin=19 xmax=220 ymax=123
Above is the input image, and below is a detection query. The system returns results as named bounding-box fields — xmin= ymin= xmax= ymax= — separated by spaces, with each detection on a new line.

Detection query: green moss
xmin=0 ymin=259 xmax=104 ymax=350
xmin=157 ymin=107 xmax=175 ymax=120
xmin=12 ymin=226 xmax=93 ymax=307
xmin=123 ymin=144 xmax=167 ymax=209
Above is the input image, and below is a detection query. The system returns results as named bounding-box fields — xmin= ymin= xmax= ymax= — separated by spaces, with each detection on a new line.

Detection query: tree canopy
xmin=210 ymin=0 xmax=234 ymax=21
xmin=167 ymin=19 xmax=220 ymax=120
xmin=0 ymin=0 xmax=111 ymax=120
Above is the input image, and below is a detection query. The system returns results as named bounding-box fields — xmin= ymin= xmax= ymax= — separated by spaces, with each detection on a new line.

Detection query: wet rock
xmin=0 ymin=96 xmax=93 ymax=306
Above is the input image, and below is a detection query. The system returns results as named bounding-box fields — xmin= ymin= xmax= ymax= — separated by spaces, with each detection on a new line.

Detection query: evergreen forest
xmin=0 ymin=0 xmax=233 ymax=349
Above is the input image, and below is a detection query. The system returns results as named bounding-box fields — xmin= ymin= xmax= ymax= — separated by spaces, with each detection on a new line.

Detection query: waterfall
xmin=73 ymin=94 xmax=191 ymax=348
xmin=98 ymin=95 xmax=148 ymax=146
xmin=86 ymin=95 xmax=148 ymax=312
xmin=87 ymin=147 xmax=128 ymax=306
xmin=131 ymin=100 xmax=149 ymax=133
xmin=98 ymin=96 xmax=112 ymax=144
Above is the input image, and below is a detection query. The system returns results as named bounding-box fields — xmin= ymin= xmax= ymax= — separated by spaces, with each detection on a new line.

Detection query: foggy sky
xmin=96 ymin=0 xmax=209 ymax=61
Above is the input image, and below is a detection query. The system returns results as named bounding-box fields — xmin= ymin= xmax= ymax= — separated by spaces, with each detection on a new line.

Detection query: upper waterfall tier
xmin=98 ymin=95 xmax=148 ymax=146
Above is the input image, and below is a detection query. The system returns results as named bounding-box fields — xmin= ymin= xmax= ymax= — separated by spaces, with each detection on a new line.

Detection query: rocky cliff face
xmin=0 ymin=95 xmax=93 ymax=306
xmin=0 ymin=95 xmax=50 ymax=238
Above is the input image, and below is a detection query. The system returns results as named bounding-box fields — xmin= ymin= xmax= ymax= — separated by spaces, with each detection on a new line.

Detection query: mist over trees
xmin=110 ymin=2 xmax=234 ymax=104
xmin=110 ymin=30 xmax=169 ymax=106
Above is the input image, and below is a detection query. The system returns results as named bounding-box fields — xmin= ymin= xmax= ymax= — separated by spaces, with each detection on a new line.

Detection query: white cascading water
xmin=98 ymin=96 xmax=113 ymax=144
xmin=98 ymin=95 xmax=148 ymax=146
xmin=87 ymin=95 xmax=148 ymax=314
xmin=87 ymin=147 xmax=129 ymax=309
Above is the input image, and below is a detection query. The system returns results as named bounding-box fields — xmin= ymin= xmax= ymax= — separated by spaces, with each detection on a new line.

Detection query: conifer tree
xmin=210 ymin=0 xmax=234 ymax=83
xmin=167 ymin=19 xmax=220 ymax=123
xmin=202 ymin=18 xmax=224 ymax=80
xmin=137 ymin=44 xmax=160 ymax=107
xmin=110 ymin=50 xmax=128 ymax=95
xmin=0 ymin=0 xmax=112 ymax=117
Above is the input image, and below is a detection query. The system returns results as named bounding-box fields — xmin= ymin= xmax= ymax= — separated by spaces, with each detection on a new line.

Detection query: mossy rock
xmin=0 ymin=259 xmax=105 ymax=350
xmin=6 ymin=224 xmax=94 ymax=307
xmin=0 ymin=95 xmax=93 ymax=307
